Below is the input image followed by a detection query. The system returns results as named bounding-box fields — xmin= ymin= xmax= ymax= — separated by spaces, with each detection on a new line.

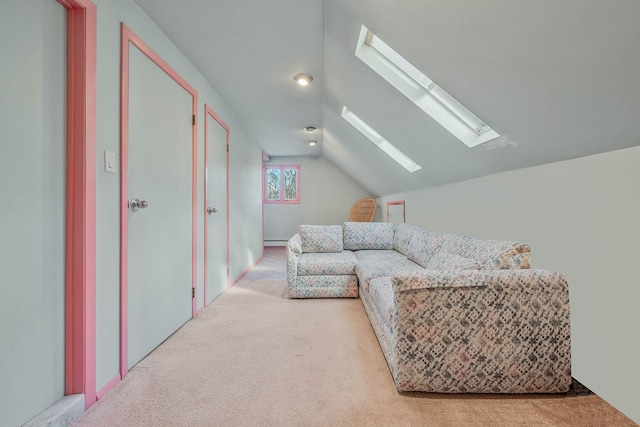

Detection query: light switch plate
xmin=104 ymin=151 xmax=117 ymax=173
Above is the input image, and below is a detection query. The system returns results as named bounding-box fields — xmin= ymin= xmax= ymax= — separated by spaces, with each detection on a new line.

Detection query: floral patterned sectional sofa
xmin=287 ymin=222 xmax=572 ymax=394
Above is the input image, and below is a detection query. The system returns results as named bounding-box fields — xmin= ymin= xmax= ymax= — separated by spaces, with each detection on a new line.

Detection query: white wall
xmin=92 ymin=0 xmax=263 ymax=394
xmin=0 ymin=2 xmax=263 ymax=422
xmin=263 ymin=156 xmax=372 ymax=242
xmin=378 ymin=146 xmax=640 ymax=424
xmin=228 ymin=130 xmax=263 ymax=282
xmin=0 ymin=2 xmax=66 ymax=426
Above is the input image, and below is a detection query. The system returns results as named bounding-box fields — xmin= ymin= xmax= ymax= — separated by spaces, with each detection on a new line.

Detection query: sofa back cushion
xmin=343 ymin=222 xmax=394 ymax=250
xmin=440 ymin=233 xmax=531 ymax=269
xmin=393 ymin=223 xmax=424 ymax=257
xmin=393 ymin=224 xmax=445 ymax=267
xmin=405 ymin=228 xmax=446 ymax=268
xmin=425 ymin=250 xmax=481 ymax=271
xmin=299 ymin=225 xmax=343 ymax=253
xmin=394 ymin=224 xmax=531 ymax=270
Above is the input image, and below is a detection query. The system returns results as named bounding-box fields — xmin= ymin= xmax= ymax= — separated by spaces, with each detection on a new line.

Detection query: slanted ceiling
xmin=134 ymin=0 xmax=640 ymax=197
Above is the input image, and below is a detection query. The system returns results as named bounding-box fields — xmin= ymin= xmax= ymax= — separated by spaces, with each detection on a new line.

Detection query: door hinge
xmin=227 ymin=268 xmax=230 ymax=277
xmin=192 ymin=115 xmax=196 ymax=126
xmin=192 ymin=287 xmax=195 ymax=298
xmin=227 ymin=144 xmax=229 ymax=153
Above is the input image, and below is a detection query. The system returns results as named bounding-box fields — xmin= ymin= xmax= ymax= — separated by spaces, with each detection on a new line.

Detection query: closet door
xmin=205 ymin=108 xmax=229 ymax=305
xmin=127 ymin=44 xmax=193 ymax=369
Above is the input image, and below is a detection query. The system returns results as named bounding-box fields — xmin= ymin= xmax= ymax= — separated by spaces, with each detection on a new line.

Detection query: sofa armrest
xmin=392 ymin=269 xmax=565 ymax=292
xmin=287 ymin=234 xmax=302 ymax=286
xmin=391 ymin=269 xmax=487 ymax=291
xmin=287 ymin=233 xmax=303 ymax=257
xmin=389 ymin=268 xmax=571 ymax=392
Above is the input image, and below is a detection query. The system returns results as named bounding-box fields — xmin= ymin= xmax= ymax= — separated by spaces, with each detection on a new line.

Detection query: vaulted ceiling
xmin=134 ymin=0 xmax=640 ymax=197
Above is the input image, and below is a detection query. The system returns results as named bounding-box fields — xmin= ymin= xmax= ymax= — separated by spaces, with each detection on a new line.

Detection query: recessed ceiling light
xmin=304 ymin=126 xmax=317 ymax=133
xmin=293 ymin=73 xmax=313 ymax=87
xmin=308 ymin=140 xmax=317 ymax=146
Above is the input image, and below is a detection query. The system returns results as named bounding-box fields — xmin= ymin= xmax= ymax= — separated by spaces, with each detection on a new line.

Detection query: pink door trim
xmin=59 ymin=0 xmax=97 ymax=409
xmin=386 ymin=200 xmax=406 ymax=223
xmin=203 ymin=104 xmax=230 ymax=308
xmin=119 ymin=23 xmax=199 ymax=380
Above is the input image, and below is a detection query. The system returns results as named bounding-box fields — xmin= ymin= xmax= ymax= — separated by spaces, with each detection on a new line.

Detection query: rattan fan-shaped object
xmin=349 ymin=198 xmax=377 ymax=222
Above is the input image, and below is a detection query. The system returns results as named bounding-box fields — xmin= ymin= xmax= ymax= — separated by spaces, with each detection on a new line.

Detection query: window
xmin=263 ymin=165 xmax=300 ymax=204
xmin=355 ymin=25 xmax=501 ymax=148
xmin=341 ymin=106 xmax=421 ymax=173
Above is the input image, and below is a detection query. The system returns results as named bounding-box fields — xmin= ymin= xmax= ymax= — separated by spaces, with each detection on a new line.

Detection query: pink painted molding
xmin=262 ymin=165 xmax=301 ymax=204
xmin=59 ymin=0 xmax=98 ymax=409
xmin=261 ymin=152 xmax=265 ymax=263
xmin=119 ymin=23 xmax=199 ymax=379
xmin=203 ymin=104 xmax=230 ymax=307
xmin=231 ymin=254 xmax=264 ymax=286
xmin=96 ymin=374 xmax=121 ymax=400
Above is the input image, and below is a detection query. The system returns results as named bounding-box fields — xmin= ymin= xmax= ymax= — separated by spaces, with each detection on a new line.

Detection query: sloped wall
xmin=377 ymin=146 xmax=640 ymax=424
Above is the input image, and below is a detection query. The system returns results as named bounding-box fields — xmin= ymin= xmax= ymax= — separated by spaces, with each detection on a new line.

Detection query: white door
xmin=205 ymin=110 xmax=229 ymax=304
xmin=387 ymin=202 xmax=406 ymax=228
xmin=127 ymin=45 xmax=193 ymax=368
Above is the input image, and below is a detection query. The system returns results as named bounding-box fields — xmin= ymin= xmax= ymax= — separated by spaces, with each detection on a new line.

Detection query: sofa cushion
xmin=297 ymin=251 xmax=358 ymax=275
xmin=299 ymin=225 xmax=343 ymax=253
xmin=354 ymin=249 xmax=406 ymax=263
xmin=356 ymin=257 xmax=422 ymax=290
xmin=425 ymin=250 xmax=481 ymax=271
xmin=405 ymin=228 xmax=445 ymax=268
xmin=393 ymin=223 xmax=424 ymax=257
xmin=343 ymin=222 xmax=394 ymax=250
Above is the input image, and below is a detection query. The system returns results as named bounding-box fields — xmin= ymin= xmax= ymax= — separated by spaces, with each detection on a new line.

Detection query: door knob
xmin=129 ymin=198 xmax=149 ymax=212
xmin=207 ymin=207 xmax=218 ymax=215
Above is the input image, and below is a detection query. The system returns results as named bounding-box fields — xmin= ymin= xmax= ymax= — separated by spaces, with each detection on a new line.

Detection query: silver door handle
xmin=207 ymin=207 xmax=217 ymax=215
xmin=129 ymin=198 xmax=149 ymax=212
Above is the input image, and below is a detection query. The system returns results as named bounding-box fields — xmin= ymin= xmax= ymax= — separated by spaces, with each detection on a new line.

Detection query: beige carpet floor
xmin=73 ymin=248 xmax=637 ymax=426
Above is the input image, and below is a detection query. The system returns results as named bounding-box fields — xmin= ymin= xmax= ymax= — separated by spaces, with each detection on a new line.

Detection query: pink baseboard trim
xmin=230 ymin=255 xmax=264 ymax=286
xmin=96 ymin=375 xmax=121 ymax=400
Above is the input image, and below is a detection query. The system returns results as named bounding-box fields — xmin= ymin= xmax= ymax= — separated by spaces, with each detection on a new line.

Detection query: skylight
xmin=341 ymin=106 xmax=422 ymax=173
xmin=355 ymin=25 xmax=500 ymax=148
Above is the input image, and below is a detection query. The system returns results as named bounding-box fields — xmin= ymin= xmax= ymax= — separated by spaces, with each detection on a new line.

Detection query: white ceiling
xmin=134 ymin=0 xmax=640 ymax=197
